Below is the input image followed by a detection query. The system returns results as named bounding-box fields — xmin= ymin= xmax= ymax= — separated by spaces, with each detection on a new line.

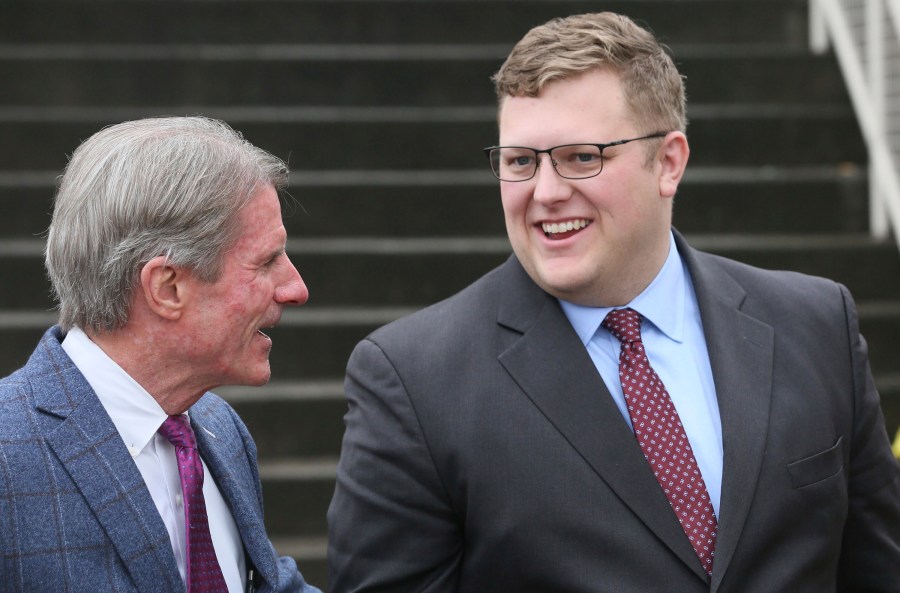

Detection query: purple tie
xmin=602 ymin=308 xmax=717 ymax=575
xmin=158 ymin=415 xmax=228 ymax=593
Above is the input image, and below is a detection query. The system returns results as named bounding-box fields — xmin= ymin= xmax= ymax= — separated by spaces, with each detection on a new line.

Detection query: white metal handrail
xmin=810 ymin=0 xmax=900 ymax=252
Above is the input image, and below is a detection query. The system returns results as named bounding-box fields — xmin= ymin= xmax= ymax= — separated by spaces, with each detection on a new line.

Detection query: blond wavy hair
xmin=493 ymin=12 xmax=687 ymax=135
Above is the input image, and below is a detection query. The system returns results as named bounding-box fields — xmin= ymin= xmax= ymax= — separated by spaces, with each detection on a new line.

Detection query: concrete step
xmin=686 ymin=234 xmax=900 ymax=302
xmin=222 ymin=382 xmax=347 ymax=460
xmin=0 ymin=234 xmax=896 ymax=312
xmin=258 ymin=458 xmax=336 ymax=539
xmin=675 ymin=165 xmax=868 ymax=235
xmin=0 ymin=240 xmax=513 ymax=310
xmin=1 ymin=287 xmax=899 ymax=381
xmin=0 ymin=165 xmax=869 ymax=241
xmin=0 ymin=309 xmax=394 ymax=379
xmin=0 ymin=107 xmax=866 ymax=172
xmin=288 ymin=234 xmax=900 ymax=304
xmin=0 ymin=0 xmax=809 ymax=47
xmin=0 ymin=51 xmax=848 ymax=108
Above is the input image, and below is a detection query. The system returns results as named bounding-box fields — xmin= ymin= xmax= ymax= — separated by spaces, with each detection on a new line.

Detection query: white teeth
xmin=542 ymin=219 xmax=589 ymax=234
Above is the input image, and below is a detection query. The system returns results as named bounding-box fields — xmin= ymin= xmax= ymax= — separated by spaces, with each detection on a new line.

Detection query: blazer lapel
xmin=190 ymin=404 xmax=277 ymax=586
xmin=494 ymin=258 xmax=708 ymax=580
xmin=33 ymin=330 xmax=182 ymax=593
xmin=676 ymin=234 xmax=775 ymax=590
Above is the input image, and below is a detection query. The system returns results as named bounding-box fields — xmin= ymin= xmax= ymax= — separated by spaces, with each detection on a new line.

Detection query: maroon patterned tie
xmin=158 ymin=415 xmax=229 ymax=592
xmin=602 ymin=308 xmax=717 ymax=575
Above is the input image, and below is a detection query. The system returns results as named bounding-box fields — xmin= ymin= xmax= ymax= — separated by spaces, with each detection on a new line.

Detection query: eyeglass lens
xmin=489 ymin=144 xmax=604 ymax=181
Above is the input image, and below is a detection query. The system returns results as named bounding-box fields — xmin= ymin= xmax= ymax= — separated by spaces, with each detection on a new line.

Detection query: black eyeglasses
xmin=483 ymin=132 xmax=669 ymax=182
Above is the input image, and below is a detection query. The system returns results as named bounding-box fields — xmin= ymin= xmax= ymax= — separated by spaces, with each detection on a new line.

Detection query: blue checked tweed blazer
xmin=0 ymin=326 xmax=319 ymax=593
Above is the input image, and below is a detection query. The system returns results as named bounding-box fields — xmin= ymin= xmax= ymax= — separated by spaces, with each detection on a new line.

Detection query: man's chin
xmin=248 ymin=368 xmax=272 ymax=387
xmin=531 ymin=268 xmax=592 ymax=301
xmin=228 ymin=361 xmax=272 ymax=388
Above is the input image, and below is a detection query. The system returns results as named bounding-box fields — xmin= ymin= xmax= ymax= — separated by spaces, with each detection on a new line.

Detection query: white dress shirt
xmin=62 ymin=327 xmax=247 ymax=593
xmin=559 ymin=232 xmax=724 ymax=515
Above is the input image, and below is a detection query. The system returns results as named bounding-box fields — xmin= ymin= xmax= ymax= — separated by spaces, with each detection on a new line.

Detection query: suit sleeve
xmin=835 ymin=285 xmax=900 ymax=591
xmin=269 ymin=550 xmax=322 ymax=593
xmin=328 ymin=338 xmax=462 ymax=593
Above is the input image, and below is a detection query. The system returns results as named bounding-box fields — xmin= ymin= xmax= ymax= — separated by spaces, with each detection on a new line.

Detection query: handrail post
xmin=868 ymin=0 xmax=889 ymax=238
xmin=811 ymin=0 xmax=900 ymax=253
xmin=810 ymin=0 xmax=830 ymax=54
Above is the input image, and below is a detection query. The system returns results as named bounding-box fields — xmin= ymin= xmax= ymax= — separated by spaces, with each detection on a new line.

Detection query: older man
xmin=0 ymin=117 xmax=320 ymax=593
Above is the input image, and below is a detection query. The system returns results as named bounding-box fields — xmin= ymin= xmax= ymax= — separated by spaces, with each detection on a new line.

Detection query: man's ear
xmin=658 ymin=131 xmax=690 ymax=199
xmin=138 ymin=256 xmax=187 ymax=321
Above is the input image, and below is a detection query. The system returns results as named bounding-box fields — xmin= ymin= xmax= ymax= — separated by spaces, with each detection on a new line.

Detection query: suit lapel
xmin=494 ymin=258 xmax=708 ymax=580
xmin=190 ymin=402 xmax=277 ymax=586
xmin=676 ymin=234 xmax=774 ymax=590
xmin=33 ymin=329 xmax=182 ymax=593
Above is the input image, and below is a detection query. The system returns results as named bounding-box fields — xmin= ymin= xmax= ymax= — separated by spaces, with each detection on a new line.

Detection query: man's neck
xmin=86 ymin=326 xmax=205 ymax=415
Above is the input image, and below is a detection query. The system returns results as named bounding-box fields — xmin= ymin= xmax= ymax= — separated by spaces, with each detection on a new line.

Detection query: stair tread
xmin=0 ymin=233 xmax=891 ymax=254
xmin=217 ymin=380 xmax=346 ymax=402
xmin=0 ymin=104 xmax=856 ymax=122
xmin=0 ymin=164 xmax=868 ymax=186
xmin=0 ymin=43 xmax=826 ymax=60
xmin=259 ymin=458 xmax=339 ymax=480
xmin=269 ymin=536 xmax=328 ymax=560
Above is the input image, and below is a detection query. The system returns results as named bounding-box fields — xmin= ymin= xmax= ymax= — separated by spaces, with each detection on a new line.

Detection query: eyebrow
xmin=262 ymin=244 xmax=286 ymax=263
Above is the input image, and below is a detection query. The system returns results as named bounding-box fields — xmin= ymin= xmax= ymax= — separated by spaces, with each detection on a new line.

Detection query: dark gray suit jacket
xmin=328 ymin=232 xmax=900 ymax=593
xmin=0 ymin=326 xmax=320 ymax=593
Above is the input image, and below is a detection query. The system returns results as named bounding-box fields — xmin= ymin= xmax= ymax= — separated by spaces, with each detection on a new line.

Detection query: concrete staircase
xmin=1 ymin=0 xmax=898 ymax=588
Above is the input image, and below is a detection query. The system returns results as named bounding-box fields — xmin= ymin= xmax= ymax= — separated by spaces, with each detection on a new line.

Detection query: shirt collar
xmin=559 ymin=232 xmax=686 ymax=344
xmin=61 ymin=327 xmax=170 ymax=458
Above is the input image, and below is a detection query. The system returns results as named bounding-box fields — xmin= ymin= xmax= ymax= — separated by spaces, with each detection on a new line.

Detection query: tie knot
xmin=158 ymin=414 xmax=197 ymax=450
xmin=602 ymin=307 xmax=643 ymax=345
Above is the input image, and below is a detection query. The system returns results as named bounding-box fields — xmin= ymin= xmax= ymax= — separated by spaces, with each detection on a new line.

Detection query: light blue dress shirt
xmin=559 ymin=232 xmax=723 ymax=516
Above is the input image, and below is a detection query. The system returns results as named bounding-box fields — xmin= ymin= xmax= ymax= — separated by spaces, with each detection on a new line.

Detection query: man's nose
xmin=276 ymin=256 xmax=309 ymax=306
xmin=532 ymin=153 xmax=572 ymax=205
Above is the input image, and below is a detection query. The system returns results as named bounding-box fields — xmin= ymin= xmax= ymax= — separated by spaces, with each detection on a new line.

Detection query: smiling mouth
xmin=541 ymin=219 xmax=591 ymax=240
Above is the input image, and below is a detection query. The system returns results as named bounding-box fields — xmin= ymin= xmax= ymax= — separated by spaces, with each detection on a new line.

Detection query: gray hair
xmin=45 ymin=116 xmax=289 ymax=333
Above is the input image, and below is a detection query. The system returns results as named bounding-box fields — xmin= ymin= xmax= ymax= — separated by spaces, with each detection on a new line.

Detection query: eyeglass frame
xmin=482 ymin=131 xmax=670 ymax=182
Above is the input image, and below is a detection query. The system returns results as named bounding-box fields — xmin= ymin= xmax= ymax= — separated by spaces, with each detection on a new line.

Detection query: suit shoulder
xmin=692 ymin=248 xmax=852 ymax=328
xmin=697 ymin=248 xmax=844 ymax=298
xmin=0 ymin=336 xmax=60 ymax=441
xmin=0 ymin=368 xmax=37 ymax=439
xmin=0 ymin=364 xmax=30 ymax=392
